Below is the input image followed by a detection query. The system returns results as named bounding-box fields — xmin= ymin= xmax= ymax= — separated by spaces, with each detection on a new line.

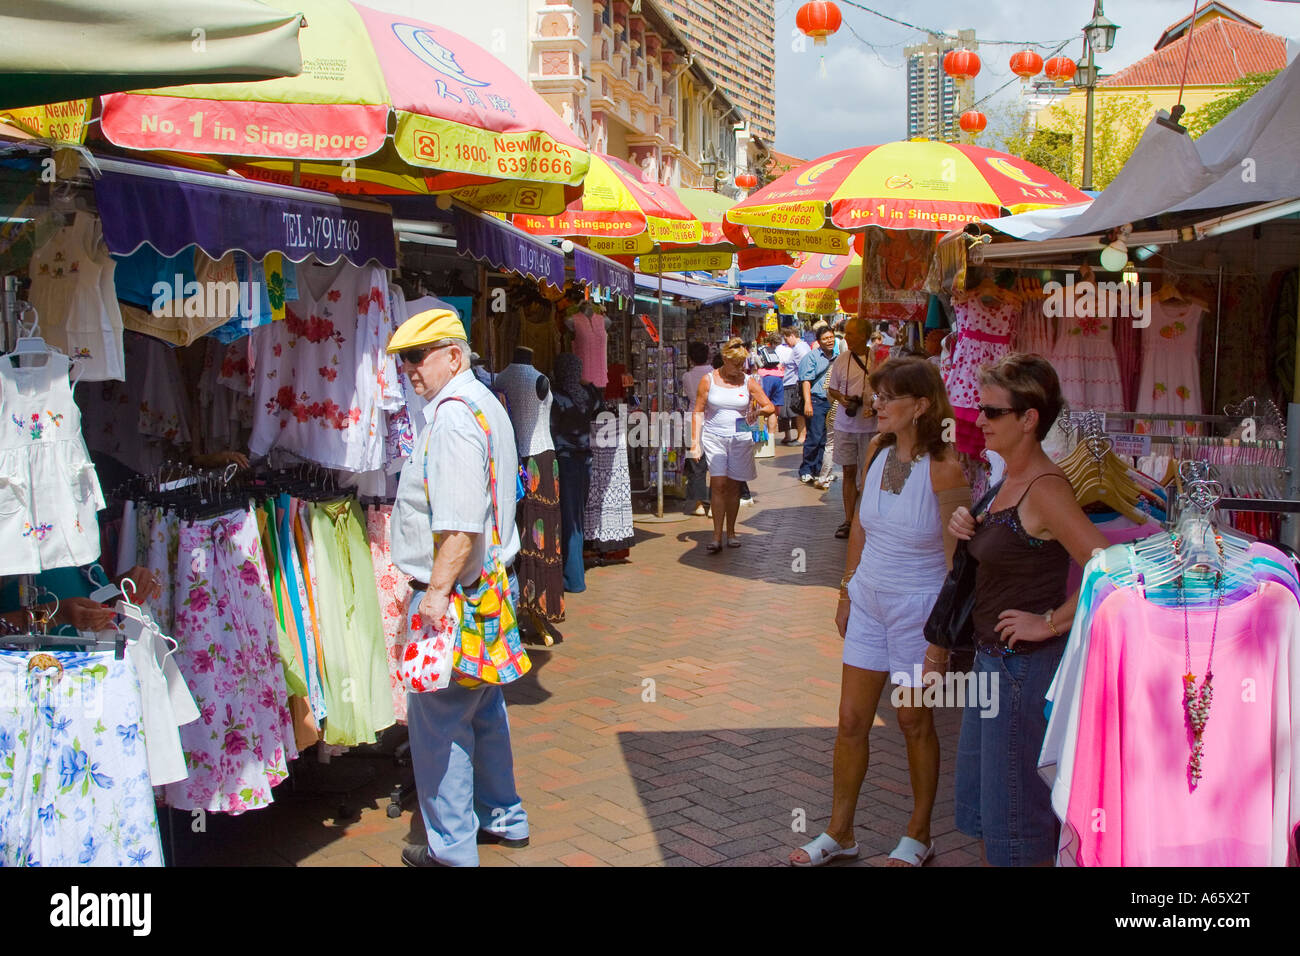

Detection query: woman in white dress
xmin=688 ymin=338 xmax=775 ymax=553
xmin=791 ymin=357 xmax=970 ymax=867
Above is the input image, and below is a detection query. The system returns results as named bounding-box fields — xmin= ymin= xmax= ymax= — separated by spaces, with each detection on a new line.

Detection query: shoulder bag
xmin=411 ymin=394 xmax=532 ymax=690
xmin=922 ymin=479 xmax=1003 ymax=651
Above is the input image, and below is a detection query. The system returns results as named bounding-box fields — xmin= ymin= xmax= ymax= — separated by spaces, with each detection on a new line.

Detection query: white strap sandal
xmin=887 ymin=836 xmax=935 ymax=867
xmin=790 ymin=831 xmax=859 ymax=867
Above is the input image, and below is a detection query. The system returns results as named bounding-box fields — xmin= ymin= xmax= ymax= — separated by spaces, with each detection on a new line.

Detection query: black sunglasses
xmin=398 ymin=343 xmax=453 ymax=366
xmin=977 ymin=404 xmax=1021 ymax=420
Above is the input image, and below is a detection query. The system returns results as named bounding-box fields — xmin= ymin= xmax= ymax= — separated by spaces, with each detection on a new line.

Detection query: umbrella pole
xmin=657 ymin=253 xmax=665 ymax=519
xmin=856 ymin=232 xmax=869 ymax=344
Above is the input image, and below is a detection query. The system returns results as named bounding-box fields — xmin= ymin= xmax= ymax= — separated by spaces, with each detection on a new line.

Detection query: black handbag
xmin=923 ymin=480 xmax=1004 ymax=651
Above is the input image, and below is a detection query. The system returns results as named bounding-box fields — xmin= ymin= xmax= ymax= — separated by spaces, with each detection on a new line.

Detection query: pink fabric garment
xmin=942 ymin=295 xmax=1016 ymax=415
xmin=1065 ymin=582 xmax=1300 ymax=866
xmin=571 ymin=312 xmax=609 ymax=387
xmin=1066 ymin=518 xmax=1164 ymax=593
xmin=366 ymin=504 xmax=410 ymax=724
xmin=1050 ymin=297 xmax=1126 ymax=413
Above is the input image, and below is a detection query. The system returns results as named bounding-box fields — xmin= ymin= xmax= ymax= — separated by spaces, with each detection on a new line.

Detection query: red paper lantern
xmin=942 ymin=48 xmax=981 ymax=81
xmin=735 ymin=172 xmax=758 ymax=189
xmin=796 ymin=1 xmax=842 ymax=47
xmin=1044 ymin=55 xmax=1077 ymax=86
xmin=1009 ymin=50 xmax=1043 ymax=82
xmin=959 ymin=110 xmax=987 ymax=133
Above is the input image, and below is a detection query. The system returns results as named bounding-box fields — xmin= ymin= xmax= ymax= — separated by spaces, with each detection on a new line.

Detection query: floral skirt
xmin=0 ymin=649 xmax=163 ymax=866
xmin=515 ymin=450 xmax=565 ymax=622
xmin=366 ymin=504 xmax=410 ymax=724
xmin=159 ymin=508 xmax=297 ymax=814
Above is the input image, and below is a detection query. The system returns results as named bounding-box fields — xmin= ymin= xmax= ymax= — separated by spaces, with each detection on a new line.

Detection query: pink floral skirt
xmin=160 ymin=509 xmax=298 ymax=814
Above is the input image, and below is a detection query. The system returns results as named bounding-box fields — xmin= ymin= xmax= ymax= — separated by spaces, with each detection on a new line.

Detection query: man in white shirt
xmin=826 ymin=316 xmax=877 ymax=537
xmin=777 ymin=325 xmax=811 ymax=444
xmin=388 ymin=309 xmax=531 ymax=867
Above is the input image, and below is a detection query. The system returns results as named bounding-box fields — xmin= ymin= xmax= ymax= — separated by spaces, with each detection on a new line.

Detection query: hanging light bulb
xmin=1099 ymin=238 xmax=1127 ymax=272
xmin=1121 ymin=262 xmax=1138 ymax=286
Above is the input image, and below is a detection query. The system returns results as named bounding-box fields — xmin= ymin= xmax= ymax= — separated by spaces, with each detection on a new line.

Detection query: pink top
xmin=1065 ymin=582 xmax=1300 ymax=866
xmin=571 ymin=313 xmax=608 ymax=388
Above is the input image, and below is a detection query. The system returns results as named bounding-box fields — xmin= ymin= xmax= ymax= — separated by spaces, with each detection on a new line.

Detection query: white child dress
xmin=0 ymin=351 xmax=105 ymax=574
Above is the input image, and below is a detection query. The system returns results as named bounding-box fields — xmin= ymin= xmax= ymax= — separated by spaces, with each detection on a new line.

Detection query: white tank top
xmin=703 ymin=370 xmax=751 ymax=435
xmin=850 ymin=446 xmax=947 ymax=594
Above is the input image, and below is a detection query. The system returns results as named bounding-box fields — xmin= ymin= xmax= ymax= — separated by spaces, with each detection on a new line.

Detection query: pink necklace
xmin=1178 ymin=571 xmax=1222 ymax=791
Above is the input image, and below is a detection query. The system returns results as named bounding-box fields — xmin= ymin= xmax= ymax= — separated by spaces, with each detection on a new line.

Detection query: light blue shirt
xmin=391 ymin=369 xmax=520 ymax=586
xmin=798 ymin=347 xmax=833 ymax=399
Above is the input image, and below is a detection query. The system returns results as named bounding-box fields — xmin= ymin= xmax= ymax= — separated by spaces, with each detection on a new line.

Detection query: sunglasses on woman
xmin=976 ymin=404 xmax=1021 ymax=420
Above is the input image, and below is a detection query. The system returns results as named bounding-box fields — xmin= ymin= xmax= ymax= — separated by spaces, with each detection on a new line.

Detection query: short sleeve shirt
xmin=829 ymin=350 xmax=876 ymax=434
xmin=391 ymin=370 xmax=520 ymax=588
xmin=798 ymin=348 xmax=832 ymax=399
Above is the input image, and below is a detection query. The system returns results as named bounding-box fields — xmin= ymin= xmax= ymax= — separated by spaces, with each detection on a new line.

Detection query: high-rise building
xmin=659 ymin=0 xmax=776 ymax=142
xmin=904 ymin=30 xmax=977 ymax=141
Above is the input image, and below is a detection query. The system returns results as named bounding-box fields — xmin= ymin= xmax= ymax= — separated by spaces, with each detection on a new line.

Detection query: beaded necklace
xmin=1178 ymin=570 xmax=1222 ymax=791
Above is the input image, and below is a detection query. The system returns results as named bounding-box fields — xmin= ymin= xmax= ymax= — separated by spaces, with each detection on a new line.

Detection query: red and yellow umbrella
xmin=775 ymin=252 xmax=860 ymax=314
xmin=726 ymin=140 xmax=1090 ymax=251
xmin=98 ymin=0 xmax=589 ymax=214
xmin=512 ymin=153 xmax=702 ymax=255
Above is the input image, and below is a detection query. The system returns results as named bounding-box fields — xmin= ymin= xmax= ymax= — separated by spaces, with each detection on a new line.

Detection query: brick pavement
xmin=172 ymin=445 xmax=977 ymax=867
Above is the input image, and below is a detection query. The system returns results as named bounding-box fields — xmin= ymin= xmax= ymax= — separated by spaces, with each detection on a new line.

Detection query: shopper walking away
xmin=947 ymin=354 xmax=1108 ymax=867
xmin=690 ymin=337 xmax=776 ymax=552
xmin=777 ymin=325 xmax=811 ymax=443
xmin=681 ymin=342 xmax=714 ymax=517
xmin=798 ymin=326 xmax=836 ymax=483
xmin=387 ymin=309 xmax=532 ymax=867
xmin=757 ymin=332 xmax=786 ymax=441
xmin=826 ymin=316 xmax=877 ymax=535
xmin=791 ymin=358 xmax=970 ymax=867
xmin=551 ymin=353 xmax=602 ymax=593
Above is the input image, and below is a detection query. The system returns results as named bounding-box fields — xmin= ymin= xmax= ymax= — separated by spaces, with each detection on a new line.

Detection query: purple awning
xmin=574 ymin=247 xmax=633 ymax=298
xmin=92 ymin=158 xmax=397 ymax=268
xmin=452 ymin=206 xmax=564 ymax=287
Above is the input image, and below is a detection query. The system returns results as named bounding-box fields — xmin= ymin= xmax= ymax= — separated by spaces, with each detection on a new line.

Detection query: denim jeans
xmin=954 ymin=643 xmax=1064 ymax=866
xmin=800 ymin=395 xmax=831 ymax=478
xmin=557 ymin=452 xmax=590 ymax=593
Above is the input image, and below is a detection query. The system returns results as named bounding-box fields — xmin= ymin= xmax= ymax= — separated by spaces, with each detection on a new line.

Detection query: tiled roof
xmin=1155 ymin=3 xmax=1260 ymax=49
xmin=1102 ymin=16 xmax=1286 ymax=88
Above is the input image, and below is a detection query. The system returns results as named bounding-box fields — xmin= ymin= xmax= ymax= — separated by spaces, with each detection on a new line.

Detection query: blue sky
xmin=773 ymin=0 xmax=1300 ymax=159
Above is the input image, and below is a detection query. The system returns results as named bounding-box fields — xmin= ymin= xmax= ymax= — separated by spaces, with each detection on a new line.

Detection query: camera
xmin=843 ymin=397 xmax=863 ymax=418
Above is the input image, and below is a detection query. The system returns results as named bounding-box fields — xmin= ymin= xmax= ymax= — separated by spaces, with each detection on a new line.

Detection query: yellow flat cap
xmin=386 ymin=308 xmax=467 ymax=353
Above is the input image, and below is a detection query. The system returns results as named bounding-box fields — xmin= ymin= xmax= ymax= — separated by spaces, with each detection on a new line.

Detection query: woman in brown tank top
xmin=946 ymin=354 xmax=1108 ymax=867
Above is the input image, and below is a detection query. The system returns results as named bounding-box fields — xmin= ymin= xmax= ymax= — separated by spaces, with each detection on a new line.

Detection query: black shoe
xmin=477 ymin=830 xmax=530 ymax=848
xmin=401 ymin=844 xmax=450 ymax=867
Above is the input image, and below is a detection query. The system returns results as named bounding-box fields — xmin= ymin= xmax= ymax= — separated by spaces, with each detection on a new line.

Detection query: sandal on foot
xmin=790 ymin=832 xmax=859 ymax=867
xmin=705 ymin=541 xmax=723 ymax=554
xmin=726 ymin=537 xmax=742 ymax=548
xmin=834 ymin=521 xmax=851 ymax=539
xmin=886 ymin=836 xmax=934 ymax=867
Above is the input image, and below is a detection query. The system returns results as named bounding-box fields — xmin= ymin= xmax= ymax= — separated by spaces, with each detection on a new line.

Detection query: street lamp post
xmin=1076 ymin=0 xmax=1118 ymax=192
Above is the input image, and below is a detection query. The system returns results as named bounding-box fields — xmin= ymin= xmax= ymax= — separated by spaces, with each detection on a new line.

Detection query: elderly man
xmin=387 ymin=309 xmax=531 ymax=867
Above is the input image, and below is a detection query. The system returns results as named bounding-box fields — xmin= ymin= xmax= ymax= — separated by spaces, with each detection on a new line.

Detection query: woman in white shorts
xmin=791 ymin=357 xmax=971 ymax=868
xmin=689 ymin=337 xmax=775 ymax=553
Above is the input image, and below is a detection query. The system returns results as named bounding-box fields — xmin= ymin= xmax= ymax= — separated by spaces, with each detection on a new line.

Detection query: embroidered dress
xmin=584 ymin=416 xmax=635 ymax=553
xmin=1135 ymin=300 xmax=1205 ymax=435
xmin=945 ymin=297 xmax=1016 ymax=456
xmin=0 ymin=352 xmax=105 ymax=575
xmin=248 ymin=260 xmax=400 ymax=472
xmin=26 ymin=212 xmax=124 ymax=382
xmin=366 ymin=503 xmax=410 ymax=723
xmin=0 ymin=650 xmax=163 ymax=867
xmin=1050 ymin=303 xmax=1126 ymax=414
xmin=161 ymin=509 xmax=297 ymax=814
